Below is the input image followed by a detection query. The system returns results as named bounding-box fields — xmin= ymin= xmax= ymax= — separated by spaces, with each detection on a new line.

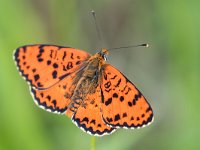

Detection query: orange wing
xmin=14 ymin=44 xmax=90 ymax=89
xmin=72 ymin=85 xmax=115 ymax=136
xmin=30 ymin=70 xmax=78 ymax=114
xmin=100 ymin=64 xmax=154 ymax=129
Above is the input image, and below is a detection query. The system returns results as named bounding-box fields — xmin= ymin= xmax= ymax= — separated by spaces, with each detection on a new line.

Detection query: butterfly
xmin=13 ymin=44 xmax=154 ymax=136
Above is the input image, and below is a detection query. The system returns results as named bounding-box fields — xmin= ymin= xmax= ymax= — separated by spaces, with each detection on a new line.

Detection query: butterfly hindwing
xmin=14 ymin=44 xmax=90 ymax=89
xmin=100 ymin=64 xmax=154 ymax=129
xmin=31 ymin=70 xmax=78 ymax=114
xmin=72 ymin=85 xmax=116 ymax=136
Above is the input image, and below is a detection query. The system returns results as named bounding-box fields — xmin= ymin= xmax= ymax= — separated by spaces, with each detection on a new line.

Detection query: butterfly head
xmin=98 ymin=48 xmax=109 ymax=61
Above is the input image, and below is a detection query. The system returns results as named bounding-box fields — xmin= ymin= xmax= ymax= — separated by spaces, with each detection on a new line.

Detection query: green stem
xmin=90 ymin=136 xmax=96 ymax=150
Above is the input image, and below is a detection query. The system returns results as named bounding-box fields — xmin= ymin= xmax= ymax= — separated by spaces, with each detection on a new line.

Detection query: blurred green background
xmin=0 ymin=0 xmax=200 ymax=150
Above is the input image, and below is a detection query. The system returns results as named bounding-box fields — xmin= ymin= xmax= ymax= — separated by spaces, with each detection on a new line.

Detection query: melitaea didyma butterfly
xmin=13 ymin=44 xmax=154 ymax=136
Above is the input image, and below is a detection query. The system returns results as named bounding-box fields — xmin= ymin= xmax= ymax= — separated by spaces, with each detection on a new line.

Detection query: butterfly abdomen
xmin=67 ymin=58 xmax=101 ymax=113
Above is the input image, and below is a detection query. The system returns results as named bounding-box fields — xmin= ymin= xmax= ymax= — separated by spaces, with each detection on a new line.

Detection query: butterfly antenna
xmin=108 ymin=43 xmax=149 ymax=51
xmin=91 ymin=10 xmax=103 ymax=48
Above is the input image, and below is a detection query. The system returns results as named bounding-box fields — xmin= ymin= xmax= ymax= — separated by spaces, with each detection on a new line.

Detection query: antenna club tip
xmin=91 ymin=10 xmax=95 ymax=15
xmin=140 ymin=43 xmax=149 ymax=47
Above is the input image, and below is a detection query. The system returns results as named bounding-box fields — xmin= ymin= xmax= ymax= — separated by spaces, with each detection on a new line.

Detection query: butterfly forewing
xmin=14 ymin=44 xmax=90 ymax=89
xmin=100 ymin=64 xmax=154 ymax=128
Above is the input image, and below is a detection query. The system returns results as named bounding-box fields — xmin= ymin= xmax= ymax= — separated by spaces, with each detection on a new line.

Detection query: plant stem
xmin=91 ymin=136 xmax=96 ymax=150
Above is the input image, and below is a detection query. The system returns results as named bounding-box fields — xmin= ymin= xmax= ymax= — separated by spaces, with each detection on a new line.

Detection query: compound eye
xmin=102 ymin=54 xmax=108 ymax=61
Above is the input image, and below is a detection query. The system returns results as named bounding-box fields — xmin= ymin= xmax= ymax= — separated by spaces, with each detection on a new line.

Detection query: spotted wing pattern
xmin=31 ymin=71 xmax=78 ymax=114
xmin=14 ymin=44 xmax=90 ymax=89
xmin=72 ymin=85 xmax=115 ymax=136
xmin=100 ymin=64 xmax=154 ymax=128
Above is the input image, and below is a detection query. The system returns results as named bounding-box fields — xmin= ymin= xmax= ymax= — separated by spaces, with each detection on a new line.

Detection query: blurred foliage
xmin=0 ymin=0 xmax=200 ymax=150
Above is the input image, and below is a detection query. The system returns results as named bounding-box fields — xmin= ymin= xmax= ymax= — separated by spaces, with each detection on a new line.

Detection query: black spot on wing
xmin=146 ymin=107 xmax=152 ymax=113
xmin=66 ymin=62 xmax=73 ymax=69
xmin=100 ymin=88 xmax=105 ymax=103
xmin=47 ymin=60 xmax=51 ymax=65
xmin=132 ymin=92 xmax=142 ymax=105
xmin=104 ymin=81 xmax=111 ymax=88
xmin=113 ymin=93 xmax=118 ymax=98
xmin=22 ymin=46 xmax=27 ymax=53
xmin=125 ymin=87 xmax=131 ymax=95
xmin=70 ymin=53 xmax=74 ymax=59
xmin=131 ymin=116 xmax=134 ymax=120
xmin=38 ymin=58 xmax=43 ymax=62
xmin=34 ymin=74 xmax=40 ymax=82
xmin=37 ymin=82 xmax=43 ymax=87
xmin=133 ymin=100 xmax=136 ymax=105
xmin=32 ymin=68 xmax=36 ymax=73
xmin=53 ymin=63 xmax=58 ymax=68
xmin=128 ymin=101 xmax=132 ymax=107
xmin=46 ymin=95 xmax=51 ymax=101
xmin=63 ymin=85 xmax=67 ymax=89
xmin=121 ymin=85 xmax=127 ymax=92
xmin=114 ymin=114 xmax=120 ymax=121
xmin=120 ymin=96 xmax=124 ymax=102
xmin=50 ymin=50 xmax=53 ymax=58
xmin=62 ymin=51 xmax=66 ymax=61
xmin=90 ymin=119 xmax=96 ymax=125
xmin=105 ymin=89 xmax=111 ymax=92
xmin=105 ymin=98 xmax=112 ymax=106
xmin=106 ymin=117 xmax=113 ymax=123
xmin=52 ymin=70 xmax=57 ymax=79
xmin=76 ymin=61 xmax=81 ymax=65
xmin=37 ymin=52 xmax=42 ymax=58
xmin=123 ymin=113 xmax=127 ymax=118
xmin=40 ymin=92 xmax=44 ymax=97
xmin=104 ymin=74 xmax=107 ymax=80
xmin=39 ymin=46 xmax=44 ymax=53
xmin=115 ymin=78 xmax=121 ymax=87
xmin=111 ymin=75 xmax=117 ymax=79
xmin=52 ymin=99 xmax=57 ymax=107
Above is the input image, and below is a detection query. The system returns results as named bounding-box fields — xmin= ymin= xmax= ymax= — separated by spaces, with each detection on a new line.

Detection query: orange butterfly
xmin=13 ymin=44 xmax=154 ymax=136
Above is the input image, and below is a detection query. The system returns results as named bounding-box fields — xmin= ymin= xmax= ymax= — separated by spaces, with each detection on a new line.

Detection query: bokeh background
xmin=0 ymin=0 xmax=200 ymax=150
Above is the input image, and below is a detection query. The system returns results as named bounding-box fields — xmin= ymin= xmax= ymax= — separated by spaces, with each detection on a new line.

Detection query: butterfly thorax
xmin=67 ymin=49 xmax=108 ymax=114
